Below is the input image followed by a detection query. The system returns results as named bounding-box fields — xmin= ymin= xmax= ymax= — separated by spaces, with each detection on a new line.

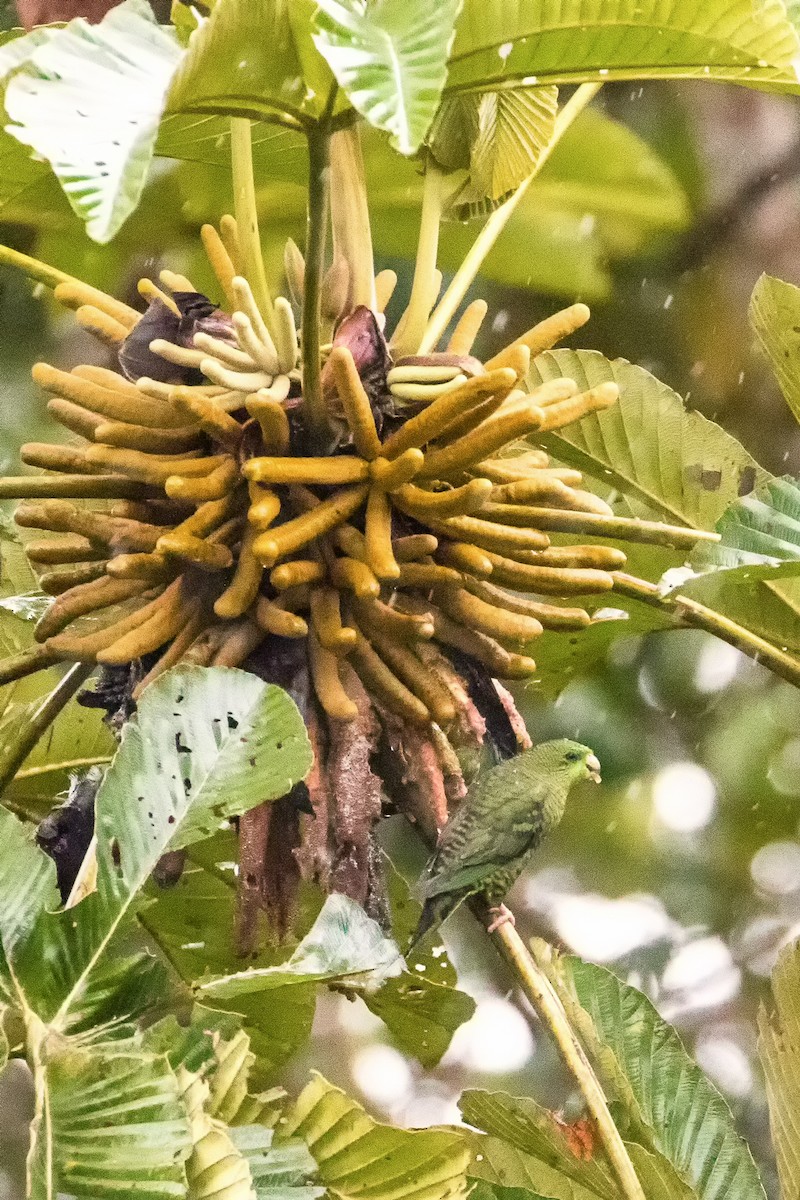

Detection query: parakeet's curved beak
xmin=586 ymin=753 xmax=602 ymax=783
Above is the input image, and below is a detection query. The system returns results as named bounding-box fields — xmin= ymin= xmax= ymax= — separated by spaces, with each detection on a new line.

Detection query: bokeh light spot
xmin=444 ymin=996 xmax=534 ymax=1073
xmin=652 ymin=762 xmax=716 ymax=831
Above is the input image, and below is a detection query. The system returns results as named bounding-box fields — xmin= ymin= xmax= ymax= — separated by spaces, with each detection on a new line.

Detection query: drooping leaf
xmin=281 ymin=1072 xmax=471 ymax=1200
xmin=541 ymin=948 xmax=767 ymax=1200
xmin=196 ymin=893 xmax=403 ymax=1000
xmin=687 ymin=476 xmax=800 ymax=579
xmin=749 ymin=273 xmax=800 ymax=426
xmin=446 ymin=0 xmax=800 ymax=92
xmin=167 ymin=0 xmax=342 ymax=126
xmin=12 ymin=666 xmax=312 ymax=1026
xmin=429 ymin=85 xmax=558 ymax=210
xmin=313 ymin=0 xmax=462 ymax=154
xmin=179 ymin=1065 xmax=255 ymax=1200
xmin=4 ymin=0 xmax=184 ymax=242
xmin=758 ymin=939 xmax=800 ymax=1200
xmin=27 ymin=1042 xmax=191 ymax=1200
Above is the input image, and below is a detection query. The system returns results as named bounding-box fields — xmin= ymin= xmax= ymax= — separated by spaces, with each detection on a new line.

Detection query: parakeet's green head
xmin=528 ymin=738 xmax=602 ymax=785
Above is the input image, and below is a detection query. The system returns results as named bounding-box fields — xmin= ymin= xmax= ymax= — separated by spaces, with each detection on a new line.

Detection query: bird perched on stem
xmin=409 ymin=739 xmax=601 ymax=950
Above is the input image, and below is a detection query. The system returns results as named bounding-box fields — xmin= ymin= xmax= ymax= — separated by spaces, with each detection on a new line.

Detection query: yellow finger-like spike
xmin=482 ymin=550 xmax=614 ymax=594
xmin=156 ymin=531 xmax=234 ymax=571
xmin=381 ymin=368 xmax=517 ymax=458
xmin=332 ymin=523 xmax=367 ymax=561
xmin=308 ymin=628 xmax=358 ymax=720
xmin=176 ymin=494 xmax=240 ymax=540
xmin=255 ymin=595 xmax=308 ymax=638
xmin=219 ymin=214 xmax=243 ymax=272
xmin=171 ymin=386 xmax=243 ymax=450
xmin=392 ymin=479 xmax=492 ymax=520
xmin=436 ymin=541 xmax=494 ymax=577
xmin=149 ymin=340 xmax=207 ymax=371
xmin=405 ymin=598 xmax=537 ymax=679
xmin=425 ymin=513 xmax=550 ymax=554
xmin=46 ymin=397 xmax=103 ymax=440
xmin=253 ymin=485 xmax=368 ymax=567
xmin=214 ymin=525 xmax=263 ymax=618
xmin=391 ymin=534 xmax=439 ymax=562
xmin=82 ymin=445 xmax=222 ymax=484
xmin=34 ymin=574 xmax=152 ymax=642
xmin=434 ymin=586 xmax=544 ymax=647
xmin=53 ymin=280 xmax=139 ymax=329
xmin=232 ymin=311 xmax=279 ymax=374
xmin=446 ymin=299 xmax=488 ymax=356
xmin=133 ymin=605 xmax=208 ymax=699
xmin=39 ymin=562 xmax=108 ymax=594
xmin=515 ymin=544 xmax=627 ymax=570
xmin=329 ymin=556 xmax=380 ymax=599
xmin=246 ymin=391 xmax=291 ymax=452
xmin=106 ymin=551 xmax=173 ymax=581
xmin=535 ymin=382 xmax=619 ymax=433
xmin=374 ymin=269 xmax=398 ymax=313
xmin=26 ymin=536 xmax=105 ymax=564
xmin=200 ymin=358 xmax=273 ymax=393
xmin=232 ymin=276 xmax=278 ymax=363
xmin=485 ymin=302 xmax=590 ymax=369
xmin=45 ymin=587 xmax=165 ymax=660
xmin=274 ymin=296 xmax=298 ymax=373
xmin=201 ymin=223 xmax=237 ymax=308
xmin=463 ymin=577 xmax=592 ymax=630
xmin=165 ymin=459 xmax=239 ymax=502
xmin=395 ymin=561 xmax=463 ymax=590
xmin=474 ymin=450 xmax=551 ymax=482
xmin=97 ymin=581 xmax=188 ymax=664
xmin=489 ymin=477 xmax=575 ymax=505
xmin=352 ymin=595 xmax=434 ymax=642
xmin=138 ymin=278 xmax=180 ymax=314
xmin=211 ymin=617 xmax=265 ymax=668
xmin=159 ymin=269 xmax=195 ymax=292
xmin=247 ymin=484 xmax=281 ymax=529
xmin=310 ymin=586 xmax=357 ymax=654
xmin=362 ymin=623 xmax=457 ymax=726
xmin=75 ymin=305 xmax=129 ymax=346
xmin=33 ymin=364 xmax=175 ymax=428
xmin=271 ymin=560 xmax=326 ymax=591
xmin=421 ymin=402 xmax=545 ymax=480
xmin=20 ymin=442 xmax=91 ymax=475
xmin=365 ymin=487 xmax=399 ymax=580
xmin=328 ymin=347 xmax=382 ymax=460
xmin=368 ymin=450 xmax=424 ymax=491
xmin=193 ymin=331 xmax=256 ymax=370
xmin=16 ymin=501 xmax=164 ymax=553
xmin=244 ymin=456 xmax=369 ymax=486
xmin=350 ymin=630 xmax=430 ymax=725
xmin=94 ymin=420 xmax=200 ymax=455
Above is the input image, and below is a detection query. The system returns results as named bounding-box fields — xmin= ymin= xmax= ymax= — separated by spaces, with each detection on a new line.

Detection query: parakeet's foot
xmin=487 ymin=903 xmax=516 ymax=934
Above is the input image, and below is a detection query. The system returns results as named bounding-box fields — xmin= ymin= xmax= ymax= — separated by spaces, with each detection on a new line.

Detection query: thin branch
xmin=303 ymin=124 xmax=333 ymax=448
xmin=420 ymin=82 xmax=602 ymax=353
xmin=230 ymin=116 xmax=277 ymax=335
xmin=612 ymin=571 xmax=800 ymax=688
xmin=0 ymin=662 xmax=95 ymax=798
xmin=470 ymin=898 xmax=646 ymax=1200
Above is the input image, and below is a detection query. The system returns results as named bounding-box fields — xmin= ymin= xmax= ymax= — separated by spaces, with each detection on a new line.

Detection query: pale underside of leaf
xmin=758 ymin=940 xmax=800 ymax=1200
xmin=4 ymin=0 xmax=183 ymax=242
xmin=749 ymin=273 xmax=800 ymax=426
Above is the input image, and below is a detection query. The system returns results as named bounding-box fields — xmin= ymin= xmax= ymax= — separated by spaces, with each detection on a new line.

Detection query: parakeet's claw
xmin=587 ymin=753 xmax=602 ymax=783
xmin=487 ymin=903 xmax=516 ymax=934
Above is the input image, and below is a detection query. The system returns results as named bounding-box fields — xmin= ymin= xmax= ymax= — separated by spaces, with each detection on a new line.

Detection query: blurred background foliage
xmin=1 ymin=53 xmax=800 ymax=1200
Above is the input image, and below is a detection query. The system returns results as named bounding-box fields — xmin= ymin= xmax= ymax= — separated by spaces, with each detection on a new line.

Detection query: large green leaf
xmin=530 ymin=349 xmax=766 ymax=529
xmin=167 ymin=0 xmax=342 ymax=126
xmin=13 ymin=666 xmax=312 ymax=1026
xmin=446 ymin=0 xmax=800 ymax=92
xmin=690 ymin=476 xmax=800 ymax=571
xmin=196 ymin=893 xmax=403 ymax=1000
xmin=27 ymin=1042 xmax=191 ymax=1200
xmin=230 ymin=1128 xmax=324 ymax=1200
xmin=758 ymin=939 xmax=800 ymax=1200
xmin=313 ymin=0 xmax=461 ymax=154
xmin=281 ymin=1073 xmax=471 ymax=1200
xmin=429 ymin=85 xmax=559 ymax=211
xmin=749 ymin=273 xmax=800 ymax=425
xmin=4 ymin=0 xmax=183 ymax=243
xmin=0 ymin=803 xmax=57 ymax=1002
xmin=543 ymin=950 xmax=767 ymax=1200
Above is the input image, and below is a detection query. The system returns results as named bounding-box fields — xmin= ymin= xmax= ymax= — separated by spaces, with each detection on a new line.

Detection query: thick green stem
xmin=420 ymin=83 xmax=603 ymax=353
xmin=471 ymin=900 xmax=646 ymax=1200
xmin=612 ymin=571 xmax=800 ymax=688
xmin=392 ymin=158 xmax=445 ymax=357
xmin=0 ymin=661 xmax=95 ymax=797
xmin=303 ymin=126 xmax=333 ymax=447
xmin=230 ymin=116 xmax=277 ymax=335
xmin=330 ymin=126 xmax=377 ymax=311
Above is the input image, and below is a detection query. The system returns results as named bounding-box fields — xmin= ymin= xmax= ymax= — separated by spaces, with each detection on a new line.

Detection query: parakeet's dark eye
xmin=564 ymin=749 xmax=583 ymax=762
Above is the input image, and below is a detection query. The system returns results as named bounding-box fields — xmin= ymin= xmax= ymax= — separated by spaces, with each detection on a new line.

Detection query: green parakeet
xmin=409 ymin=739 xmax=601 ymax=949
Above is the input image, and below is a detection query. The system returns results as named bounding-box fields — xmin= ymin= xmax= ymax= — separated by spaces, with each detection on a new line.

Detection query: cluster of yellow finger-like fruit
xmin=0 ymin=216 xmax=652 ymax=724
